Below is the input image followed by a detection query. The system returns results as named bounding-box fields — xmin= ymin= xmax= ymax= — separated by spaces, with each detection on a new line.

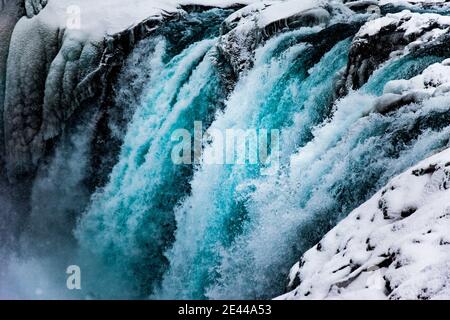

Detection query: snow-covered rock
xmin=379 ymin=0 xmax=450 ymax=7
xmin=338 ymin=9 xmax=450 ymax=95
xmin=344 ymin=0 xmax=450 ymax=13
xmin=24 ymin=0 xmax=47 ymax=18
xmin=179 ymin=0 xmax=256 ymax=11
xmin=369 ymin=59 xmax=450 ymax=114
xmin=356 ymin=10 xmax=450 ymax=38
xmin=280 ymin=147 xmax=450 ymax=300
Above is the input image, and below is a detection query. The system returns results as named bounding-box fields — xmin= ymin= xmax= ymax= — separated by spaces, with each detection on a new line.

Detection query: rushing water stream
xmin=2 ymin=5 xmax=450 ymax=300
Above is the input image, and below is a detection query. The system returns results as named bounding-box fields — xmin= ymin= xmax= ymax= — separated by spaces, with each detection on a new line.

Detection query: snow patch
xmin=357 ymin=10 xmax=450 ymax=38
xmin=24 ymin=0 xmax=264 ymax=39
xmin=256 ymin=0 xmax=321 ymax=28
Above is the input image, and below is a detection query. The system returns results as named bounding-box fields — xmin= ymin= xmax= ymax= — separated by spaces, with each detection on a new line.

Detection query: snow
xmin=279 ymin=147 xmax=450 ymax=300
xmin=23 ymin=0 xmax=338 ymax=42
xmin=217 ymin=0 xmax=343 ymax=76
xmin=256 ymin=0 xmax=321 ymax=28
xmin=223 ymin=1 xmax=276 ymax=27
xmin=222 ymin=0 xmax=336 ymax=33
xmin=384 ymin=62 xmax=450 ymax=97
xmin=379 ymin=0 xmax=447 ymax=5
xmin=27 ymin=0 xmax=450 ymax=40
xmin=29 ymin=0 xmax=179 ymax=38
xmin=25 ymin=0 xmax=266 ymax=39
xmin=357 ymin=10 xmax=450 ymax=38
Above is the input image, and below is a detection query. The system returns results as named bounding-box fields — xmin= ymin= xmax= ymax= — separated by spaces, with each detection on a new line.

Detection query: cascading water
xmin=3 ymin=3 xmax=450 ymax=300
xmin=154 ymin=32 xmax=353 ymax=300
xmin=153 ymin=38 xmax=450 ymax=300
xmin=205 ymin=74 xmax=450 ymax=300
xmin=76 ymin=12 xmax=450 ymax=299
xmin=76 ymin=37 xmax=230 ymax=297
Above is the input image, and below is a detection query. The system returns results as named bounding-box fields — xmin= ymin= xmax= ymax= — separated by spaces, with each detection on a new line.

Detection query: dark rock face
xmin=3 ymin=16 xmax=101 ymax=181
xmin=0 ymin=1 xmax=30 ymax=253
xmin=0 ymin=0 xmax=25 ymax=159
xmin=344 ymin=25 xmax=407 ymax=92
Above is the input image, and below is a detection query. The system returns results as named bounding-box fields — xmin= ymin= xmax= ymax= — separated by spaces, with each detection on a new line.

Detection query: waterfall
xmin=201 ymin=58 xmax=450 ymax=299
xmin=154 ymin=31 xmax=352 ymax=299
xmin=0 ymin=105 xmax=100 ymax=299
xmin=77 ymin=21 xmax=450 ymax=300
xmin=154 ymin=42 xmax=450 ymax=300
xmin=3 ymin=3 xmax=450 ymax=300
xmin=76 ymin=36 xmax=229 ymax=297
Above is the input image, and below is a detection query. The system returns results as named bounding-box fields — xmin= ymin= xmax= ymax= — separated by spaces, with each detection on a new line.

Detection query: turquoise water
xmin=76 ymin=38 xmax=226 ymax=296
xmin=75 ymin=17 xmax=450 ymax=299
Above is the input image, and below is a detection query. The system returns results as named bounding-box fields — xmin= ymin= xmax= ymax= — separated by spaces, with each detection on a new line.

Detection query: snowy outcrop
xmin=179 ymin=0 xmax=254 ymax=11
xmin=280 ymin=147 xmax=450 ymax=300
xmin=373 ymin=59 xmax=450 ymax=114
xmin=379 ymin=0 xmax=450 ymax=10
xmin=280 ymin=58 xmax=450 ymax=299
xmin=338 ymin=9 xmax=450 ymax=95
